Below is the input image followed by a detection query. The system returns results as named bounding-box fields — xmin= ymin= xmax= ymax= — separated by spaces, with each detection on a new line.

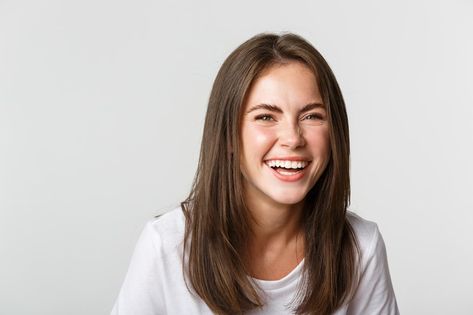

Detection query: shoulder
xmin=346 ymin=211 xmax=384 ymax=265
xmin=345 ymin=211 xmax=400 ymax=314
xmin=346 ymin=211 xmax=379 ymax=246
xmin=142 ymin=205 xmax=186 ymax=257
xmin=149 ymin=205 xmax=186 ymax=235
xmin=112 ymin=205 xmax=207 ymax=314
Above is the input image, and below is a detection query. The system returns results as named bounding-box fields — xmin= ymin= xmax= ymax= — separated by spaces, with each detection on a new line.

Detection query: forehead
xmin=244 ymin=61 xmax=322 ymax=110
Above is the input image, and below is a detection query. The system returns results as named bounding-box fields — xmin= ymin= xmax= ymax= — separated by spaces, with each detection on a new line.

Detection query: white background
xmin=1 ymin=0 xmax=472 ymax=314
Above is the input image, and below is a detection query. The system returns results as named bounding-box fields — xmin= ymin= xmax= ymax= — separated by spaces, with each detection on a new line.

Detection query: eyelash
xmin=255 ymin=114 xmax=274 ymax=121
xmin=255 ymin=113 xmax=324 ymax=121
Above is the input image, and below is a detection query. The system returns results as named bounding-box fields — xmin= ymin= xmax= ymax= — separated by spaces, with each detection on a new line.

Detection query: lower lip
xmin=267 ymin=164 xmax=307 ymax=182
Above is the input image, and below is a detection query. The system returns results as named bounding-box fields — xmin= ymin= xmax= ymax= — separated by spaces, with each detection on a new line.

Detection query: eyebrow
xmin=246 ymin=102 xmax=325 ymax=114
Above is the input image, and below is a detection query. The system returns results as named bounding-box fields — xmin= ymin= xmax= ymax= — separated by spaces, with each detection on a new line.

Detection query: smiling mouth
xmin=264 ymin=160 xmax=311 ymax=175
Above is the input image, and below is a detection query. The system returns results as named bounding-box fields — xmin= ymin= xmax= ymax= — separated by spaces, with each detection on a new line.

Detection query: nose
xmin=279 ymin=122 xmax=305 ymax=149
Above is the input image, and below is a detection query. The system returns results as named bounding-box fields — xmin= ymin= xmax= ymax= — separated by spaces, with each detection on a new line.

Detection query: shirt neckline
xmin=251 ymin=259 xmax=304 ymax=291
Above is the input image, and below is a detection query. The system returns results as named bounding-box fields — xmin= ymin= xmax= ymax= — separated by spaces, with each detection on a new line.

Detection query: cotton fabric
xmin=111 ymin=206 xmax=399 ymax=314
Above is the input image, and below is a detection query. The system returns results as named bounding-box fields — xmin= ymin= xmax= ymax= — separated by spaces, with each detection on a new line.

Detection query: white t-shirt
xmin=111 ymin=206 xmax=399 ymax=314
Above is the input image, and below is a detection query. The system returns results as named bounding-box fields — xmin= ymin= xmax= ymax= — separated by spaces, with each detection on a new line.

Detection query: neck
xmin=243 ymin=196 xmax=306 ymax=279
xmin=244 ymin=193 xmax=305 ymax=253
xmin=249 ymin=203 xmax=303 ymax=240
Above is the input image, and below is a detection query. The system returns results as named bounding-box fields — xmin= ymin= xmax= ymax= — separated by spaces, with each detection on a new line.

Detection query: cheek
xmin=240 ymin=126 xmax=274 ymax=177
xmin=254 ymin=129 xmax=274 ymax=148
xmin=306 ymin=128 xmax=331 ymax=155
xmin=242 ymin=126 xmax=275 ymax=153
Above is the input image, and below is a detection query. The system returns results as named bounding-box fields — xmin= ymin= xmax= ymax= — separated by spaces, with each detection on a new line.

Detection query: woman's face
xmin=240 ymin=61 xmax=330 ymax=208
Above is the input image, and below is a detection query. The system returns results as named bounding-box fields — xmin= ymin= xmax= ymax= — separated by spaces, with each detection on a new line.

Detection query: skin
xmin=240 ymin=61 xmax=330 ymax=280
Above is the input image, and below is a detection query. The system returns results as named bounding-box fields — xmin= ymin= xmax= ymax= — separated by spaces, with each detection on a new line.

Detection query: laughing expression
xmin=240 ymin=61 xmax=330 ymax=208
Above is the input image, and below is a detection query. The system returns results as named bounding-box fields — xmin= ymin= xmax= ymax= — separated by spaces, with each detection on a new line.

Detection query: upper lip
xmin=264 ymin=156 xmax=311 ymax=162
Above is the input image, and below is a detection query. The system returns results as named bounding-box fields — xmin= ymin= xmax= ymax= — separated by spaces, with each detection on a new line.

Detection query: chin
xmin=267 ymin=191 xmax=307 ymax=206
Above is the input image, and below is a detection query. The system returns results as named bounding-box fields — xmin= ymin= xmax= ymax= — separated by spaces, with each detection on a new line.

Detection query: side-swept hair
xmin=181 ymin=32 xmax=359 ymax=315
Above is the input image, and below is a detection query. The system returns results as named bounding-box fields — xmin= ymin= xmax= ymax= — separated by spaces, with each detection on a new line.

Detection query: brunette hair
xmin=181 ymin=33 xmax=359 ymax=315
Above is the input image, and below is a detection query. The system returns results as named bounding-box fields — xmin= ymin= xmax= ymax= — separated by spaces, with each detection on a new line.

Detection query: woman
xmin=112 ymin=33 xmax=399 ymax=315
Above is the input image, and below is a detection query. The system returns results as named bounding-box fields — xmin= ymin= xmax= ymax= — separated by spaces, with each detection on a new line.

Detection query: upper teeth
xmin=266 ymin=160 xmax=308 ymax=169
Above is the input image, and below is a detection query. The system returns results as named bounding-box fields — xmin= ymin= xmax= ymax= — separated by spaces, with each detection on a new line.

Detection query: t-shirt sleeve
xmin=111 ymin=221 xmax=165 ymax=315
xmin=347 ymin=225 xmax=400 ymax=315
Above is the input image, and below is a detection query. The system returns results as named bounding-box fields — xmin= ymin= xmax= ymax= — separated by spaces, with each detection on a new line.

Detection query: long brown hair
xmin=181 ymin=33 xmax=359 ymax=315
